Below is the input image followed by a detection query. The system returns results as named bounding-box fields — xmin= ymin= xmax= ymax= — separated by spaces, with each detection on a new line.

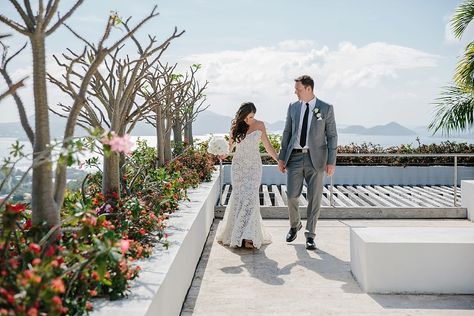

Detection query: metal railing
xmin=218 ymin=153 xmax=474 ymax=207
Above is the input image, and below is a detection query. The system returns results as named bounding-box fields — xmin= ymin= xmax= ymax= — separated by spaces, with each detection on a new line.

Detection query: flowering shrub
xmin=336 ymin=141 xmax=474 ymax=166
xmin=0 ymin=138 xmax=216 ymax=315
xmin=215 ymin=133 xmax=473 ymax=166
xmin=0 ymin=196 xmax=146 ymax=315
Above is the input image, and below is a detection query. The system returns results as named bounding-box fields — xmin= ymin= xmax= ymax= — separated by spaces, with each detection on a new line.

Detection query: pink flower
xmin=120 ymin=239 xmax=130 ymax=254
xmin=103 ymin=132 xmax=133 ymax=155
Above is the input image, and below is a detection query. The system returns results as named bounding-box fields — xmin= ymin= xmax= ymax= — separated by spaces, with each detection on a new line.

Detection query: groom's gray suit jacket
xmin=278 ymin=99 xmax=338 ymax=170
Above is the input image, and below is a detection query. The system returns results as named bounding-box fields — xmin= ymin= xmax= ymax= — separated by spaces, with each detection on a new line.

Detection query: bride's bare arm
xmin=259 ymin=122 xmax=278 ymax=162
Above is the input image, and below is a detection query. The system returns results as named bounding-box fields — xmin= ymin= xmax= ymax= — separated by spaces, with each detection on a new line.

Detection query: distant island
xmin=193 ymin=112 xmax=418 ymax=136
xmin=339 ymin=122 xmax=417 ymax=136
xmin=0 ymin=111 xmax=471 ymax=138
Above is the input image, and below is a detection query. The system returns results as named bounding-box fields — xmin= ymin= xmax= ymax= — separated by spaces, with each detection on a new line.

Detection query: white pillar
xmin=461 ymin=180 xmax=474 ymax=221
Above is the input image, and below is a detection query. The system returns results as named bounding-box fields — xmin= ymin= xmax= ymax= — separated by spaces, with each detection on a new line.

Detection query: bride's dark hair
xmin=231 ymin=102 xmax=257 ymax=143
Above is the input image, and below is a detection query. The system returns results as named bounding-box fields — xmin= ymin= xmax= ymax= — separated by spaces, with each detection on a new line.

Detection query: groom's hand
xmin=278 ymin=160 xmax=286 ymax=173
xmin=325 ymin=164 xmax=335 ymax=177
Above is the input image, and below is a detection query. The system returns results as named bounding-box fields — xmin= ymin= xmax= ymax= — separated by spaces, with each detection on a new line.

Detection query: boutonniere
xmin=313 ymin=107 xmax=323 ymax=120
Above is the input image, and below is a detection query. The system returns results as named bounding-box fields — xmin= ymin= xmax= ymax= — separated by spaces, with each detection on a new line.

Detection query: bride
xmin=216 ymin=102 xmax=279 ymax=249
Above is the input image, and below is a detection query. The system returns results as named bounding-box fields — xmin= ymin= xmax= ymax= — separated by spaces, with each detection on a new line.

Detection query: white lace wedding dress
xmin=216 ymin=130 xmax=272 ymax=249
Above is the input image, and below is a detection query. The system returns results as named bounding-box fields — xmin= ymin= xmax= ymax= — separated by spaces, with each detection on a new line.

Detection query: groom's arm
xmin=278 ymin=103 xmax=292 ymax=163
xmin=325 ymin=104 xmax=338 ymax=167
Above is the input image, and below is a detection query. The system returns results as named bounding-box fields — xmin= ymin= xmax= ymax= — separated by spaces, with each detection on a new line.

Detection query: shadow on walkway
xmin=220 ymin=245 xmax=285 ymax=286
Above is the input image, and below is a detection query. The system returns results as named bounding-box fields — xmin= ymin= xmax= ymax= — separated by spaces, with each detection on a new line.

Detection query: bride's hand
xmin=218 ymin=154 xmax=228 ymax=160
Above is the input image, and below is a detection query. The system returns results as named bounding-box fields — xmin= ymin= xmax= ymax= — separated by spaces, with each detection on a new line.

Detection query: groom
xmin=278 ymin=75 xmax=337 ymax=250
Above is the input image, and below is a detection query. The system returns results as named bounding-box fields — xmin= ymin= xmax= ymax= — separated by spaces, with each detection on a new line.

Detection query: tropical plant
xmin=430 ymin=0 xmax=474 ymax=135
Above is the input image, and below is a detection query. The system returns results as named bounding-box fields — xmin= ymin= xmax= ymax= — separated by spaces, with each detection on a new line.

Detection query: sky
xmin=1 ymin=0 xmax=473 ymax=129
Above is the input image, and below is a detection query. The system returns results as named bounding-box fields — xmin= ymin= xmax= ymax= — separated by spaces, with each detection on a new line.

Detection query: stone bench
xmin=350 ymin=226 xmax=474 ymax=294
xmin=461 ymin=180 xmax=474 ymax=221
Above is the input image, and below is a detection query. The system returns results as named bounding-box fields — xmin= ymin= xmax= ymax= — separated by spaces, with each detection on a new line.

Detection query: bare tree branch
xmin=45 ymin=0 xmax=84 ymax=36
xmin=0 ymin=14 xmax=28 ymax=35
xmin=9 ymin=0 xmax=34 ymax=30
xmin=0 ymin=41 xmax=34 ymax=143
xmin=24 ymin=0 xmax=36 ymax=23
xmin=0 ymin=77 xmax=26 ymax=102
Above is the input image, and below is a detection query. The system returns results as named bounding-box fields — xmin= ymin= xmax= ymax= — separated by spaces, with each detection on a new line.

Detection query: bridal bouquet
xmin=207 ymin=136 xmax=229 ymax=156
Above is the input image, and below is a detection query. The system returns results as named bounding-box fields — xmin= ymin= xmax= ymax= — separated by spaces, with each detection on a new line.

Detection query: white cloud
xmin=182 ymin=40 xmax=440 ymax=125
xmin=0 ymin=40 xmax=443 ymax=128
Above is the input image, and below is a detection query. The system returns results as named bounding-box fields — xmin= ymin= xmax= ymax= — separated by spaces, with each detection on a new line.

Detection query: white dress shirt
xmin=293 ymin=97 xmax=316 ymax=149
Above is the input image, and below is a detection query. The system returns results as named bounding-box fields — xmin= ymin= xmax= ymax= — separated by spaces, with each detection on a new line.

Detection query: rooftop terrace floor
xmin=181 ymin=219 xmax=474 ymax=316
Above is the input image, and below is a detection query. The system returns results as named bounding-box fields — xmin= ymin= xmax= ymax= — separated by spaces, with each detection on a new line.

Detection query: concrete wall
xmin=92 ymin=171 xmax=220 ymax=316
xmin=462 ymin=180 xmax=474 ymax=221
xmin=222 ymin=165 xmax=474 ymax=186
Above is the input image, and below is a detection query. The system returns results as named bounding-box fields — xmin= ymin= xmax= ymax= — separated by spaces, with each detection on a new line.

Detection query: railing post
xmin=330 ymin=175 xmax=334 ymax=207
xmin=454 ymin=155 xmax=458 ymax=206
xmin=219 ymin=159 xmax=223 ymax=206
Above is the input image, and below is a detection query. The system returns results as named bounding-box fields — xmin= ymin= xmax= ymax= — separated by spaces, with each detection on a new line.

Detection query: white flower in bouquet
xmin=207 ymin=136 xmax=229 ymax=156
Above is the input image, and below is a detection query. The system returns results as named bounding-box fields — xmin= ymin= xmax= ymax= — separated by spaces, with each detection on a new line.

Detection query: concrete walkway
xmin=181 ymin=219 xmax=474 ymax=315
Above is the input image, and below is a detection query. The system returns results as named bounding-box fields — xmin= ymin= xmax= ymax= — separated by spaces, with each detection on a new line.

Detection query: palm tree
xmin=430 ymin=0 xmax=474 ymax=135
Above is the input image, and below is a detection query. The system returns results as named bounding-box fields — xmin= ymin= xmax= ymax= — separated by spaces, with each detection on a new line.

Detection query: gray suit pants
xmin=286 ymin=151 xmax=324 ymax=238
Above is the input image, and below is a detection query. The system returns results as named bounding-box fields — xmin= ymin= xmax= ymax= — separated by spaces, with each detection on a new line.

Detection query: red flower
xmin=56 ymin=256 xmax=64 ymax=265
xmin=86 ymin=301 xmax=93 ymax=311
xmin=28 ymin=243 xmax=41 ymax=254
xmin=45 ymin=245 xmax=56 ymax=257
xmin=24 ymin=219 xmax=32 ymax=230
xmin=27 ymin=307 xmax=38 ymax=316
xmin=139 ymin=228 xmax=146 ymax=235
xmin=6 ymin=203 xmax=26 ymax=214
xmin=8 ymin=258 xmax=19 ymax=269
xmin=51 ymin=278 xmax=65 ymax=293
xmin=91 ymin=271 xmax=99 ymax=281
xmin=51 ymin=296 xmax=62 ymax=306
xmin=6 ymin=293 xmax=14 ymax=304
xmin=92 ymin=198 xmax=100 ymax=206
xmin=32 ymin=258 xmax=41 ymax=266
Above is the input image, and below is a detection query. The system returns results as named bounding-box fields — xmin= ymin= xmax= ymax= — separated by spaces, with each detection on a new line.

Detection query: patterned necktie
xmin=299 ymin=102 xmax=309 ymax=147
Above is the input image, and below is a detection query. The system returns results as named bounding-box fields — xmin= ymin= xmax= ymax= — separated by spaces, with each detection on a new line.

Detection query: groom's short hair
xmin=295 ymin=75 xmax=314 ymax=90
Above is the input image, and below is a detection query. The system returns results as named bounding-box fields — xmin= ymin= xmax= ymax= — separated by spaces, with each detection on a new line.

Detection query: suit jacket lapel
xmin=309 ymin=98 xmax=321 ymax=135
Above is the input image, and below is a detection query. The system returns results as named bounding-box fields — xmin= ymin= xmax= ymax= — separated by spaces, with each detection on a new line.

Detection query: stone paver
xmin=181 ymin=219 xmax=474 ymax=316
